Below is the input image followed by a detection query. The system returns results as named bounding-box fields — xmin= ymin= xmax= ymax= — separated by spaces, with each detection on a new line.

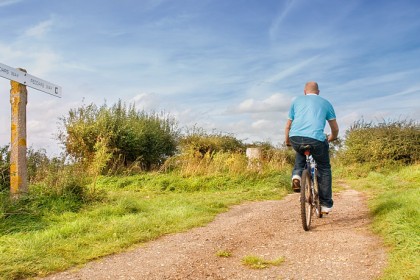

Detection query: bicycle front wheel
xmin=300 ymin=169 xmax=313 ymax=231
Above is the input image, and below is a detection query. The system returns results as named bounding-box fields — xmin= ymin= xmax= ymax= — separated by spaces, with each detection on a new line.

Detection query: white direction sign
xmin=0 ymin=62 xmax=62 ymax=98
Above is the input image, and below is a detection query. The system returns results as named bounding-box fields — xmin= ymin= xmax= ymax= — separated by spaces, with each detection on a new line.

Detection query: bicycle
xmin=299 ymin=144 xmax=323 ymax=231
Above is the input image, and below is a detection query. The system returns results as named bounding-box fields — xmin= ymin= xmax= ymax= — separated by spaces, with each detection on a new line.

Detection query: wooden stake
xmin=9 ymin=68 xmax=28 ymax=198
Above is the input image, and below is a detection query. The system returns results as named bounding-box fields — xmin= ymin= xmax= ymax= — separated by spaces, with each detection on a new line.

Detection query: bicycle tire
xmin=300 ymin=169 xmax=312 ymax=231
xmin=313 ymin=169 xmax=323 ymax=218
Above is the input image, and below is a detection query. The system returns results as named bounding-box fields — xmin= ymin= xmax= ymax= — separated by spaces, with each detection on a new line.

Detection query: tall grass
xmin=162 ymin=148 xmax=294 ymax=176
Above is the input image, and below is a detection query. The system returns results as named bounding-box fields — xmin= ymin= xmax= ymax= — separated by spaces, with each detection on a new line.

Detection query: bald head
xmin=304 ymin=81 xmax=319 ymax=95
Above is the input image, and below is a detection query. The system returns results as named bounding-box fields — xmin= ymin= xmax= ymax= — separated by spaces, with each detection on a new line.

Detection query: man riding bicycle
xmin=284 ymin=81 xmax=339 ymax=214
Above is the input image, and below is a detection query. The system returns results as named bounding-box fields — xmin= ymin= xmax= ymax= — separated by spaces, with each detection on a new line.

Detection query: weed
xmin=216 ymin=250 xmax=232 ymax=258
xmin=241 ymin=255 xmax=285 ymax=269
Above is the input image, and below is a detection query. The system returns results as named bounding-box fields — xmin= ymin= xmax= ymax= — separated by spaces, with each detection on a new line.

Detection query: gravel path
xmin=43 ymin=188 xmax=387 ymax=280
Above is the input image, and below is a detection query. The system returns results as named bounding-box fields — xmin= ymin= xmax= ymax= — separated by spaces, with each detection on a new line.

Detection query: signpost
xmin=0 ymin=62 xmax=62 ymax=97
xmin=1 ymin=62 xmax=61 ymax=198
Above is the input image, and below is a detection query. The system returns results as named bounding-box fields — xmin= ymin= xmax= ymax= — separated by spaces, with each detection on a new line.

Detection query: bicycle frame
xmin=304 ymin=150 xmax=320 ymax=216
xmin=300 ymin=146 xmax=322 ymax=231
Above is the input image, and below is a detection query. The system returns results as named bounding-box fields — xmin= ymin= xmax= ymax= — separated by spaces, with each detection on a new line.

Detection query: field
xmin=1 ymin=164 xmax=419 ymax=279
xmin=1 ymin=114 xmax=419 ymax=279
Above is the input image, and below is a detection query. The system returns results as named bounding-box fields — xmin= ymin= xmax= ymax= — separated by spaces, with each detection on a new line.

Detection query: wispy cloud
xmin=269 ymin=0 xmax=296 ymax=41
xmin=0 ymin=43 xmax=23 ymax=61
xmin=263 ymin=55 xmax=321 ymax=85
xmin=230 ymin=93 xmax=291 ymax=114
xmin=29 ymin=50 xmax=61 ymax=77
xmin=0 ymin=0 xmax=22 ymax=7
xmin=24 ymin=19 xmax=54 ymax=38
xmin=1 ymin=0 xmax=419 ymax=153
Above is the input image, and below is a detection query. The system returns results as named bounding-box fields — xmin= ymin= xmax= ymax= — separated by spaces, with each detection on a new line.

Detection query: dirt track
xmin=44 ymin=188 xmax=387 ymax=280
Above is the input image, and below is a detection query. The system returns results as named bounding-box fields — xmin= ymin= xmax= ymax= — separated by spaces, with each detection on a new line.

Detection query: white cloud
xmin=24 ymin=20 xmax=54 ymax=38
xmin=0 ymin=49 xmax=62 ymax=85
xmin=131 ymin=92 xmax=161 ymax=111
xmin=62 ymin=61 xmax=96 ymax=72
xmin=217 ymin=117 xmax=283 ymax=145
xmin=1 ymin=0 xmax=420 ymax=153
xmin=29 ymin=50 xmax=61 ymax=77
xmin=230 ymin=93 xmax=291 ymax=114
xmin=1 ymin=17 xmax=62 ymax=78
xmin=251 ymin=119 xmax=271 ymax=129
xmin=0 ymin=44 xmax=24 ymax=61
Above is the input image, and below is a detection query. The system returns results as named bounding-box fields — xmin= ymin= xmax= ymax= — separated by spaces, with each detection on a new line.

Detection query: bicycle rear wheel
xmin=300 ymin=169 xmax=313 ymax=231
xmin=313 ymin=169 xmax=323 ymax=218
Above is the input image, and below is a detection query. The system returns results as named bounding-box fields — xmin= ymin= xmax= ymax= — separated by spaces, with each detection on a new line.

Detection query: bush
xmin=0 ymin=146 xmax=70 ymax=192
xmin=179 ymin=127 xmax=244 ymax=157
xmin=340 ymin=119 xmax=420 ymax=167
xmin=0 ymin=145 xmax=10 ymax=192
xmin=59 ymin=100 xmax=179 ymax=171
xmin=27 ymin=147 xmax=52 ymax=184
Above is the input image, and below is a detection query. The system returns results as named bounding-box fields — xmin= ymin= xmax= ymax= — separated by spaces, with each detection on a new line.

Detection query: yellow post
xmin=10 ymin=68 xmax=28 ymax=198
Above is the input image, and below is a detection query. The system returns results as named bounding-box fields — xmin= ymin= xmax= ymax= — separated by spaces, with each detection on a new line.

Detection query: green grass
xmin=241 ymin=255 xmax=285 ymax=269
xmin=0 ymin=170 xmax=290 ymax=279
xmin=345 ymin=164 xmax=420 ymax=280
xmin=5 ymin=160 xmax=417 ymax=279
xmin=216 ymin=250 xmax=232 ymax=258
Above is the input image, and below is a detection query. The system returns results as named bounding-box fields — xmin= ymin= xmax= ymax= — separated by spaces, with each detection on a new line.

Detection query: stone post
xmin=9 ymin=68 xmax=28 ymax=197
xmin=246 ymin=147 xmax=262 ymax=171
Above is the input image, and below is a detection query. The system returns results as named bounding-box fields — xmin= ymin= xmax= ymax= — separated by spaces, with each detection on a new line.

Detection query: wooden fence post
xmin=9 ymin=68 xmax=28 ymax=198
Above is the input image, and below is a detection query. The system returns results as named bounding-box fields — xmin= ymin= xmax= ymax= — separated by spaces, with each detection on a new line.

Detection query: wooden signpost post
xmin=0 ymin=62 xmax=61 ymax=198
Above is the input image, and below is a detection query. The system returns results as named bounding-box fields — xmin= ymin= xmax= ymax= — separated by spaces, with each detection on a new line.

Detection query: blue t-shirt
xmin=288 ymin=94 xmax=336 ymax=142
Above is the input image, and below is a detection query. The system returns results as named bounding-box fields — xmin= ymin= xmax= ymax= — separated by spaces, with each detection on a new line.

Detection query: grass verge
xmin=345 ymin=164 xmax=420 ymax=280
xmin=0 ymin=170 xmax=290 ymax=279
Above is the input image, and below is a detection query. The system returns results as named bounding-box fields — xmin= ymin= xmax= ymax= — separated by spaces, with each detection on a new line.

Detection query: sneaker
xmin=291 ymin=175 xmax=301 ymax=193
xmin=321 ymin=205 xmax=332 ymax=214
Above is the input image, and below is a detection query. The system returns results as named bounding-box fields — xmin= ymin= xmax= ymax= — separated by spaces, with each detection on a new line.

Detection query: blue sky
xmin=1 ymin=0 xmax=419 ymax=155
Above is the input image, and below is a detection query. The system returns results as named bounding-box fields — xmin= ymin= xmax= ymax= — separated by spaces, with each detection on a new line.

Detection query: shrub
xmin=179 ymin=127 xmax=244 ymax=157
xmin=27 ymin=147 xmax=52 ymax=184
xmin=0 ymin=145 xmax=10 ymax=192
xmin=59 ymin=100 xmax=179 ymax=171
xmin=0 ymin=146 xmax=71 ymax=193
xmin=340 ymin=119 xmax=420 ymax=167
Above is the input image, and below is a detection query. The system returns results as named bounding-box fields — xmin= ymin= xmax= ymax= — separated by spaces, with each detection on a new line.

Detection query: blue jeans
xmin=290 ymin=136 xmax=333 ymax=208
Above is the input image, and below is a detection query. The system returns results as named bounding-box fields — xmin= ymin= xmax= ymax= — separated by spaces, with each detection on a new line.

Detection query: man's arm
xmin=285 ymin=119 xmax=293 ymax=146
xmin=327 ymin=119 xmax=339 ymax=142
